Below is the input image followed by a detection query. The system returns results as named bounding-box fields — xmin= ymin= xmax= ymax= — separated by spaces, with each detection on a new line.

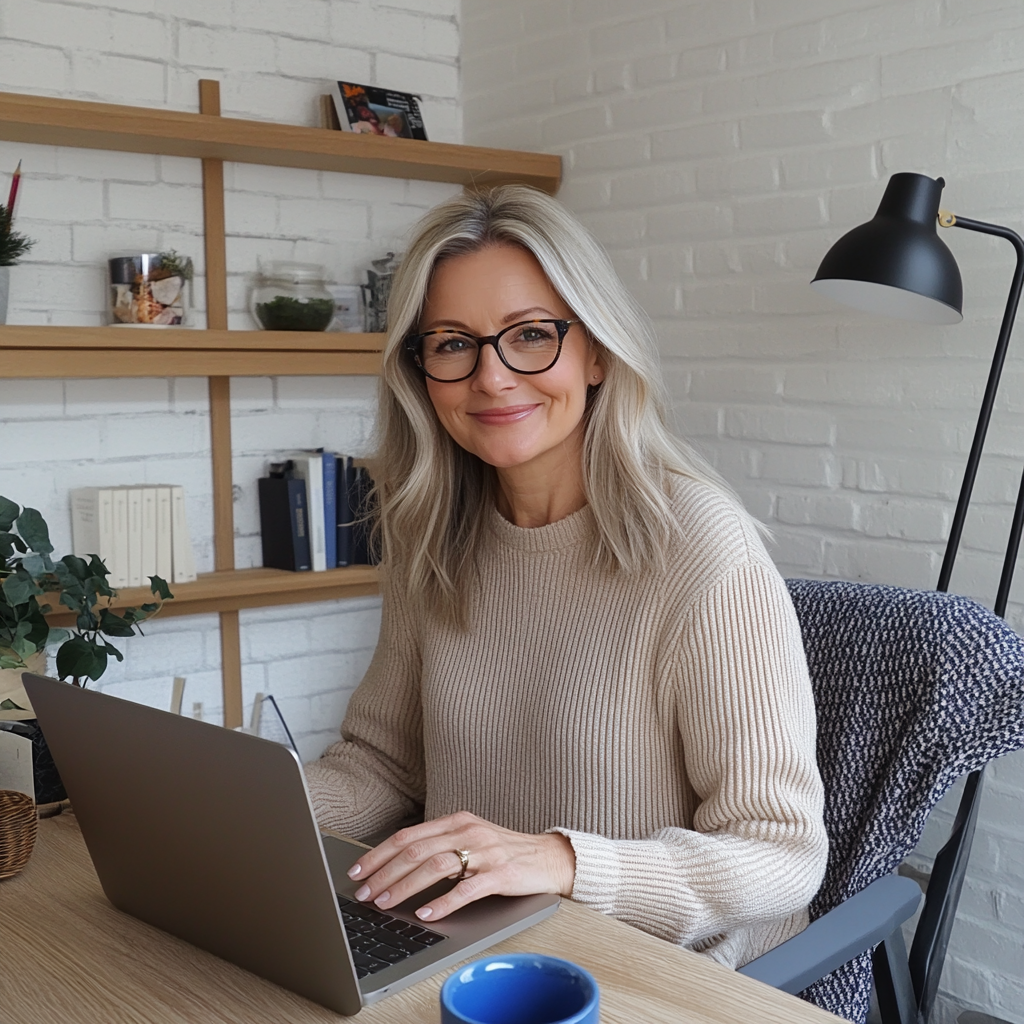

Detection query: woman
xmin=305 ymin=185 xmax=827 ymax=968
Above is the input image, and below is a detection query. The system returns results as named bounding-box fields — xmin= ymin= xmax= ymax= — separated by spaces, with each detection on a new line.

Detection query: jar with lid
xmin=251 ymin=261 xmax=335 ymax=331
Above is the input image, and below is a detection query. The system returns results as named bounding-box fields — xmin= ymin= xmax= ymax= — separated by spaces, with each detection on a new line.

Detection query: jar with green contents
xmin=252 ymin=261 xmax=335 ymax=331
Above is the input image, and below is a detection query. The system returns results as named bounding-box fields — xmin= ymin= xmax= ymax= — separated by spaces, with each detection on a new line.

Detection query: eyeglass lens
xmin=420 ymin=321 xmax=563 ymax=381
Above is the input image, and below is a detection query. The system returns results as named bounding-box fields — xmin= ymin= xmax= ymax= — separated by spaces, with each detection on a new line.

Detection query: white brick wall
xmin=0 ymin=0 xmax=460 ymax=759
xmin=463 ymin=2 xmax=1024 ymax=1020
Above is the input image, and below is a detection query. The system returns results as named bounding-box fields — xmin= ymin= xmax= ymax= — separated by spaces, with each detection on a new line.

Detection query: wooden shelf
xmin=0 ymin=325 xmax=385 ymax=377
xmin=5 ymin=77 xmax=557 ymax=726
xmin=0 ymin=90 xmax=561 ymax=194
xmin=44 ymin=566 xmax=381 ymax=626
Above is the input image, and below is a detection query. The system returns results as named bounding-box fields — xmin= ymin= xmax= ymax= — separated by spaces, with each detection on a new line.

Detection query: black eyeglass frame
xmin=404 ymin=318 xmax=582 ymax=383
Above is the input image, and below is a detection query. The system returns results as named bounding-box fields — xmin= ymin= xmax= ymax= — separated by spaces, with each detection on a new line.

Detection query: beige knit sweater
xmin=305 ymin=476 xmax=828 ymax=968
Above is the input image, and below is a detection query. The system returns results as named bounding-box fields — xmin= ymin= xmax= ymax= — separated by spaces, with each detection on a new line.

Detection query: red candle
xmin=5 ymin=161 xmax=22 ymax=221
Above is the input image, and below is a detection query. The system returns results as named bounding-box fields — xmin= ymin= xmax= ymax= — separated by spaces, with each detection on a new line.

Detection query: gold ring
xmin=455 ymin=848 xmax=470 ymax=881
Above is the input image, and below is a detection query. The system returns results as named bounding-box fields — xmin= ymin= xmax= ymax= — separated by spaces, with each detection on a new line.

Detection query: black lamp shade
xmin=811 ymin=172 xmax=964 ymax=325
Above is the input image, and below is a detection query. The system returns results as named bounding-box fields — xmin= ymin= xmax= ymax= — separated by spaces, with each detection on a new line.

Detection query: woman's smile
xmin=467 ymin=403 xmax=540 ymax=425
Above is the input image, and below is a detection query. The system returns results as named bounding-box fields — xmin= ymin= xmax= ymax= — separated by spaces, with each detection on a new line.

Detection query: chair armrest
xmin=737 ymin=874 xmax=922 ymax=994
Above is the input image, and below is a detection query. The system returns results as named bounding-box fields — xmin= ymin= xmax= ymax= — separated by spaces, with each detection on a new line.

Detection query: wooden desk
xmin=0 ymin=814 xmax=839 ymax=1024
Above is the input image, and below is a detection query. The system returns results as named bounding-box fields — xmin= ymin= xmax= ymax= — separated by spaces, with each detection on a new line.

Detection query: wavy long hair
xmin=373 ymin=185 xmax=752 ymax=627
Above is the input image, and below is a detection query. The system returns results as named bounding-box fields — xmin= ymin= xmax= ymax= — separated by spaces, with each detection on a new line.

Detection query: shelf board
xmin=0 ymin=325 xmax=385 ymax=377
xmin=44 ymin=566 xmax=380 ymax=626
xmin=0 ymin=91 xmax=561 ymax=194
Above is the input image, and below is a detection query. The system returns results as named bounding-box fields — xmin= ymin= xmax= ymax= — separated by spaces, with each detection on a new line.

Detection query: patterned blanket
xmin=785 ymin=579 xmax=1024 ymax=1023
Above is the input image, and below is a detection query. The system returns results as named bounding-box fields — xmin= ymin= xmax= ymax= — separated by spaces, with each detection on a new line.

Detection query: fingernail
xmin=347 ymin=865 xmax=362 ymax=879
xmin=354 ymin=885 xmax=370 ymax=901
xmin=374 ymin=891 xmax=391 ymax=907
xmin=415 ymin=907 xmax=433 ymax=920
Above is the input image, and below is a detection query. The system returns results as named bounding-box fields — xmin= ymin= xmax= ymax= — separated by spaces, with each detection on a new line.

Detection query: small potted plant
xmin=0 ymin=162 xmax=34 ymax=326
xmin=0 ymin=495 xmax=173 ymax=805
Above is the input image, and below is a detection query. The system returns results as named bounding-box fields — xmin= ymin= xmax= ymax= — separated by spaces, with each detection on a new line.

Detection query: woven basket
xmin=0 ymin=790 xmax=38 ymax=880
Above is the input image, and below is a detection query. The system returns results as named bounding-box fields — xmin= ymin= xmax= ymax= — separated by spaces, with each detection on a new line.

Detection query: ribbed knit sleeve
xmin=304 ymin=571 xmax=426 ymax=840
xmin=553 ymin=560 xmax=827 ymax=963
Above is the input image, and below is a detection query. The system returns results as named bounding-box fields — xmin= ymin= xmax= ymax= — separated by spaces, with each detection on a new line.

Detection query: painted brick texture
xmin=462 ymin=2 xmax=1024 ymax=1021
xmin=0 ymin=0 xmax=460 ymax=760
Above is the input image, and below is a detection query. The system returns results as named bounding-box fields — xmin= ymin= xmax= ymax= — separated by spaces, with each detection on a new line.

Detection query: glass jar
xmin=251 ymin=261 xmax=335 ymax=332
xmin=109 ymin=252 xmax=193 ymax=327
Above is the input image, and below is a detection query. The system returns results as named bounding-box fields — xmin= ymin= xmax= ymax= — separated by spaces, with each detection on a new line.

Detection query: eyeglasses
xmin=404 ymin=319 xmax=582 ymax=383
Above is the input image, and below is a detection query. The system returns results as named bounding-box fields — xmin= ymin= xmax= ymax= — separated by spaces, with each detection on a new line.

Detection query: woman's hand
xmin=346 ymin=811 xmax=576 ymax=922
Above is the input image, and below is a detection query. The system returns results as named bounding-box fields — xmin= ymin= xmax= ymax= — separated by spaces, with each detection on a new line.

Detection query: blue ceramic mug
xmin=440 ymin=953 xmax=599 ymax=1024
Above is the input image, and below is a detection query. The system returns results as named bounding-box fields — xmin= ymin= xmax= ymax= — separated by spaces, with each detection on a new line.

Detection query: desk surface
xmin=0 ymin=814 xmax=839 ymax=1024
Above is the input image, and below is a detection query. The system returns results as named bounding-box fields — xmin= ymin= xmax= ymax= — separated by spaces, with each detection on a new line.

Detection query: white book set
xmin=70 ymin=486 xmax=198 ymax=589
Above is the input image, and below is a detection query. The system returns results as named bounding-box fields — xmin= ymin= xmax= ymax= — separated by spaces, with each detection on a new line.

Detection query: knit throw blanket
xmin=784 ymin=579 xmax=1024 ymax=1024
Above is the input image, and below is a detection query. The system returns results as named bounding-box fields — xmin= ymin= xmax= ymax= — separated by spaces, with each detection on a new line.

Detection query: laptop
xmin=24 ymin=673 xmax=559 ymax=1015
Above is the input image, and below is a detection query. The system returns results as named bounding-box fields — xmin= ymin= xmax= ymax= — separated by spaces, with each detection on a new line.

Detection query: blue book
xmin=322 ymin=451 xmax=338 ymax=569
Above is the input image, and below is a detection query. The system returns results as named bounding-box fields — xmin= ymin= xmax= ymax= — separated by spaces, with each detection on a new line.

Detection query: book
xmin=111 ymin=488 xmax=130 ymax=588
xmin=317 ymin=93 xmax=342 ymax=131
xmin=70 ymin=488 xmax=116 ymax=576
xmin=72 ymin=485 xmax=191 ymax=588
xmin=330 ymin=81 xmax=428 ymax=140
xmin=335 ymin=455 xmax=354 ymax=568
xmin=322 ymin=451 xmax=338 ymax=569
xmin=170 ymin=486 xmax=198 ymax=584
xmin=287 ymin=453 xmax=327 ymax=572
xmin=126 ymin=487 xmax=143 ymax=588
xmin=258 ymin=476 xmax=312 ymax=572
xmin=155 ymin=486 xmax=173 ymax=580
xmin=141 ymin=487 xmax=158 ymax=582
xmin=349 ymin=463 xmax=379 ymax=566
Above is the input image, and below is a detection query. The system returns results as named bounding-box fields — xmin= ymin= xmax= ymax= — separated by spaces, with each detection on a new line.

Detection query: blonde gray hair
xmin=373 ymin=185 xmax=751 ymax=627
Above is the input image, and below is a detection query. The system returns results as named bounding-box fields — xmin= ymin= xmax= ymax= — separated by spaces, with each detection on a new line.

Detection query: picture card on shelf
xmin=330 ymin=81 xmax=428 ymax=140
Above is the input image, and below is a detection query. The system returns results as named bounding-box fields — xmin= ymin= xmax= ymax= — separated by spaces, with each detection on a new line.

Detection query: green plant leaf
xmin=10 ymin=635 xmax=37 ymax=659
xmin=98 ymin=608 xmax=136 ymax=637
xmin=0 ymin=496 xmax=19 ymax=532
xmin=59 ymin=588 xmax=87 ymax=615
xmin=2 ymin=573 xmax=38 ymax=606
xmin=103 ymin=639 xmax=124 ymax=663
xmin=0 ymin=657 xmax=27 ymax=671
xmin=140 ymin=602 xmax=159 ymax=614
xmin=56 ymin=635 xmax=107 ymax=682
xmin=15 ymin=508 xmax=53 ymax=555
xmin=0 ymin=531 xmax=24 ymax=559
xmin=60 ymin=554 xmax=91 ymax=581
xmin=87 ymin=555 xmax=111 ymax=581
xmin=149 ymin=575 xmax=174 ymax=601
xmin=0 ymin=697 xmax=27 ymax=709
xmin=76 ymin=610 xmax=98 ymax=632
xmin=46 ymin=626 xmax=71 ymax=646
xmin=21 ymin=552 xmax=49 ymax=580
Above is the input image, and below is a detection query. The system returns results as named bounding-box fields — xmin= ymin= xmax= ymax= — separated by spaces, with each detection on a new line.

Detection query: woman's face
xmin=419 ymin=244 xmax=604 ymax=474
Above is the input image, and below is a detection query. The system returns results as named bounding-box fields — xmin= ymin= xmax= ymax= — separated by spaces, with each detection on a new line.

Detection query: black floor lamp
xmin=810 ymin=171 xmax=1024 ymax=1024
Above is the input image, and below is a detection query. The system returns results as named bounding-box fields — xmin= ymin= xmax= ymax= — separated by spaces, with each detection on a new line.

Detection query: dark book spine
xmin=290 ymin=479 xmax=312 ymax=571
xmin=258 ymin=477 xmax=311 ymax=572
xmin=335 ymin=456 xmax=353 ymax=567
xmin=350 ymin=465 xmax=380 ymax=566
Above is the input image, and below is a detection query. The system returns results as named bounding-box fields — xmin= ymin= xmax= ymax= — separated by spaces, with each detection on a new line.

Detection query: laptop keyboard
xmin=336 ymin=895 xmax=446 ymax=978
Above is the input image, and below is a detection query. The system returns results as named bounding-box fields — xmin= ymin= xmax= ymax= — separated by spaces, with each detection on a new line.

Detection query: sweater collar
xmin=487 ymin=501 xmax=595 ymax=553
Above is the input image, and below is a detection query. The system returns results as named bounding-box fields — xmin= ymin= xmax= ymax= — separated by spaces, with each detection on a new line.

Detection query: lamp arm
xmin=935 ymin=215 xmax=1024 ymax=615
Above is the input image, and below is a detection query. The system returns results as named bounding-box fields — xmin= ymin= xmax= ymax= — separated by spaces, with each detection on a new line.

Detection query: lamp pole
xmin=935 ymin=214 xmax=1024 ymax=616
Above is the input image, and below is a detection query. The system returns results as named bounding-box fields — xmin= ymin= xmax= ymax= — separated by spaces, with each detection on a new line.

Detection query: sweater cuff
xmin=547 ymin=827 xmax=621 ymax=916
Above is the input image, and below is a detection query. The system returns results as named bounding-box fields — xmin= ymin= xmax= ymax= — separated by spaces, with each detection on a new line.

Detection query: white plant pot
xmin=0 ymin=266 xmax=9 ymax=325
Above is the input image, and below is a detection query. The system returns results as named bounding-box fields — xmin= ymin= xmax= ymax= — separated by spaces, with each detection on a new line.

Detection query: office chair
xmin=738 ymin=579 xmax=1024 ymax=1024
